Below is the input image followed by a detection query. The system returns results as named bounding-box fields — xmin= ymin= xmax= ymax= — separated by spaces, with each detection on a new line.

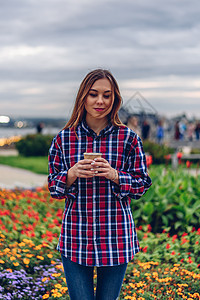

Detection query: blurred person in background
xmin=174 ymin=121 xmax=180 ymax=140
xmin=127 ymin=115 xmax=141 ymax=136
xmin=156 ymin=120 xmax=164 ymax=144
xmin=187 ymin=121 xmax=195 ymax=141
xmin=141 ymin=119 xmax=150 ymax=141
xmin=195 ymin=121 xmax=200 ymax=140
xmin=179 ymin=120 xmax=187 ymax=140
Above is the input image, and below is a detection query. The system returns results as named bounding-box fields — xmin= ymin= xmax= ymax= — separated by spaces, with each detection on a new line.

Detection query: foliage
xmin=143 ymin=141 xmax=174 ymax=164
xmin=0 ymin=155 xmax=48 ymax=174
xmin=132 ymin=166 xmax=200 ymax=234
xmin=0 ymin=187 xmax=200 ymax=299
xmin=191 ymin=148 xmax=200 ymax=154
xmin=15 ymin=134 xmax=53 ymax=157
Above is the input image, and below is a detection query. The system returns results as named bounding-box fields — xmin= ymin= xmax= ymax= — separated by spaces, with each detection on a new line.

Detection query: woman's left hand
xmin=91 ymin=158 xmax=117 ymax=181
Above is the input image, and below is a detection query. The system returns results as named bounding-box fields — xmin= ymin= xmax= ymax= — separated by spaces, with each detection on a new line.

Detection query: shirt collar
xmin=80 ymin=117 xmax=116 ymax=137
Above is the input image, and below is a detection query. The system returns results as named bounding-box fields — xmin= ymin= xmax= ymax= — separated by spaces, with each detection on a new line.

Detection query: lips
xmin=94 ymin=108 xmax=105 ymax=111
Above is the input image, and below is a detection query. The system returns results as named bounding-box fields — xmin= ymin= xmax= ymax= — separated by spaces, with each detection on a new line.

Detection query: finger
xmin=79 ymin=159 xmax=94 ymax=165
xmin=78 ymin=170 xmax=95 ymax=177
xmin=94 ymin=157 xmax=107 ymax=163
xmin=91 ymin=161 xmax=108 ymax=168
xmin=94 ymin=172 xmax=108 ymax=177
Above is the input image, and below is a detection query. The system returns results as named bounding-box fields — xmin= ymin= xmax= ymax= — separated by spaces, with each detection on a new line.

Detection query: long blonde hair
xmin=64 ymin=69 xmax=124 ymax=132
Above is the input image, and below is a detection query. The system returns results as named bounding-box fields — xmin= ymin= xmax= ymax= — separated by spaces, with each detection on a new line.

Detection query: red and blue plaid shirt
xmin=48 ymin=119 xmax=152 ymax=266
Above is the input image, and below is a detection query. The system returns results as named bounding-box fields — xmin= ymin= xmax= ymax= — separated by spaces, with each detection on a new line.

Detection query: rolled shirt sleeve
xmin=48 ymin=134 xmax=76 ymax=199
xmin=112 ymin=135 xmax=152 ymax=200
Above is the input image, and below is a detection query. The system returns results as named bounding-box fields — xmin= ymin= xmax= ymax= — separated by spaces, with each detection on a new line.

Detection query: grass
xmin=0 ymin=155 xmax=48 ymax=174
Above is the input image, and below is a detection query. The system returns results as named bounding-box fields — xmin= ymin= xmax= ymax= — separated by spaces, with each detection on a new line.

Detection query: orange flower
xmin=23 ymin=258 xmax=30 ymax=265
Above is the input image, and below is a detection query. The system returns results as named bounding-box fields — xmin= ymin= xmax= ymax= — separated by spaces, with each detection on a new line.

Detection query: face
xmin=84 ymin=78 xmax=114 ymax=122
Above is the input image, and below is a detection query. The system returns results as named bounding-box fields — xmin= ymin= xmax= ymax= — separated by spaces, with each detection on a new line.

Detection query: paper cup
xmin=84 ymin=152 xmax=102 ymax=159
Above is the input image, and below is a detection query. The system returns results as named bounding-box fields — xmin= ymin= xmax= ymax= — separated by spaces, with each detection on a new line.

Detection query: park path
xmin=0 ymin=165 xmax=47 ymax=189
xmin=0 ymin=149 xmax=47 ymax=189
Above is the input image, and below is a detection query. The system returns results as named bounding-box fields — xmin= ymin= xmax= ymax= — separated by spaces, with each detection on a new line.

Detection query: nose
xmin=96 ymin=94 xmax=104 ymax=104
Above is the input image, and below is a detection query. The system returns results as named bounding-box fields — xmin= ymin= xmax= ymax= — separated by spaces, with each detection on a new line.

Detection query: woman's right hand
xmin=70 ymin=159 xmax=96 ymax=178
xmin=67 ymin=159 xmax=96 ymax=187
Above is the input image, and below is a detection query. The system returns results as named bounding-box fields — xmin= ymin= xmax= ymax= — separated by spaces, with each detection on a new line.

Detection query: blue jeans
xmin=61 ymin=254 xmax=127 ymax=300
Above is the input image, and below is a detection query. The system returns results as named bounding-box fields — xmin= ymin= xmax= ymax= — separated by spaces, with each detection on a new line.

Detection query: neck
xmin=86 ymin=116 xmax=109 ymax=135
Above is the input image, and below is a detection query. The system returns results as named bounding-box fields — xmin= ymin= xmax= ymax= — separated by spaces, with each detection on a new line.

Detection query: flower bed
xmin=0 ymin=187 xmax=200 ymax=299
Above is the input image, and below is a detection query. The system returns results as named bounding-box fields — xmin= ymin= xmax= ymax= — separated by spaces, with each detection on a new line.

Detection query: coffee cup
xmin=84 ymin=152 xmax=102 ymax=159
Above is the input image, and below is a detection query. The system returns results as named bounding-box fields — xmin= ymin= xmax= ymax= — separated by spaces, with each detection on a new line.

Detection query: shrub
xmin=16 ymin=134 xmax=54 ymax=157
xmin=132 ymin=166 xmax=200 ymax=234
xmin=143 ymin=141 xmax=173 ymax=164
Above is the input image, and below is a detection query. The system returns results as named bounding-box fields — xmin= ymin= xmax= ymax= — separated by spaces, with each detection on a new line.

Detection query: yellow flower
xmin=51 ymin=260 xmax=56 ymax=264
xmin=42 ymin=277 xmax=49 ymax=282
xmin=0 ymin=259 xmax=5 ymax=264
xmin=26 ymin=254 xmax=34 ymax=258
xmin=4 ymin=248 xmax=10 ymax=254
xmin=54 ymin=284 xmax=62 ymax=289
xmin=10 ymin=256 xmax=16 ymax=261
xmin=42 ymin=294 xmax=49 ymax=299
xmin=52 ymin=292 xmax=62 ymax=298
xmin=23 ymin=258 xmax=30 ymax=265
xmin=6 ymin=269 xmax=13 ymax=272
xmin=13 ymin=262 xmax=19 ymax=266
xmin=60 ymin=287 xmax=68 ymax=293
xmin=47 ymin=254 xmax=53 ymax=258
xmin=34 ymin=245 xmax=42 ymax=250
xmin=36 ymin=255 xmax=44 ymax=260
xmin=51 ymin=273 xmax=61 ymax=277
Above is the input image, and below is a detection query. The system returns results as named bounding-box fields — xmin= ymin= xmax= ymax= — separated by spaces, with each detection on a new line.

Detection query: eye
xmin=104 ymin=94 xmax=111 ymax=99
xmin=89 ymin=93 xmax=97 ymax=97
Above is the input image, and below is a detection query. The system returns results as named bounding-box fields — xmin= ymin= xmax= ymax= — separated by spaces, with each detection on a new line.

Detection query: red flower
xmin=177 ymin=152 xmax=183 ymax=159
xmin=171 ymin=251 xmax=176 ymax=255
xmin=182 ymin=232 xmax=188 ymax=237
xmin=188 ymin=257 xmax=193 ymax=264
xmin=162 ymin=229 xmax=166 ymax=233
xmin=56 ymin=209 xmax=63 ymax=218
xmin=46 ymin=212 xmax=52 ymax=218
xmin=180 ymin=259 xmax=184 ymax=263
xmin=147 ymin=224 xmax=152 ymax=232
xmin=48 ymin=223 xmax=55 ymax=228
xmin=172 ymin=234 xmax=177 ymax=242
xmin=164 ymin=154 xmax=171 ymax=160
xmin=181 ymin=238 xmax=189 ymax=245
xmin=143 ymin=246 xmax=148 ymax=253
xmin=146 ymin=155 xmax=153 ymax=168
xmin=186 ymin=160 xmax=192 ymax=168
xmin=166 ymin=243 xmax=171 ymax=249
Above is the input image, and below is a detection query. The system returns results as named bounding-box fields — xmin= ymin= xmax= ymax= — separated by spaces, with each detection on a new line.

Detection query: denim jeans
xmin=61 ymin=254 xmax=127 ymax=300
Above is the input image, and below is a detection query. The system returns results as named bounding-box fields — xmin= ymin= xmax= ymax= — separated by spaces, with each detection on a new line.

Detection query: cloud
xmin=0 ymin=0 xmax=200 ymax=118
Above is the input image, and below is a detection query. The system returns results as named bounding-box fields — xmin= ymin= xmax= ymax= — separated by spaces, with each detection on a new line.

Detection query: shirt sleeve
xmin=48 ymin=134 xmax=76 ymax=199
xmin=112 ymin=135 xmax=152 ymax=200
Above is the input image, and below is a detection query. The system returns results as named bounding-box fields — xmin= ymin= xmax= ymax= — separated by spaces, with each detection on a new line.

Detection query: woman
xmin=48 ymin=69 xmax=152 ymax=300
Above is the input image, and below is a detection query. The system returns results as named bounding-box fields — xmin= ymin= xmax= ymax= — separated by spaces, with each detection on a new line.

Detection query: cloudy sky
xmin=0 ymin=0 xmax=200 ymax=120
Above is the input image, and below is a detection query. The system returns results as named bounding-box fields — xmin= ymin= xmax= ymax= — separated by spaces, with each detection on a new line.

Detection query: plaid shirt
xmin=48 ymin=119 xmax=152 ymax=267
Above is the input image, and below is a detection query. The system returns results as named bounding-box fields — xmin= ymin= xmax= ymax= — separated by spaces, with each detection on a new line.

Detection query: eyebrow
xmin=90 ymin=89 xmax=112 ymax=93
